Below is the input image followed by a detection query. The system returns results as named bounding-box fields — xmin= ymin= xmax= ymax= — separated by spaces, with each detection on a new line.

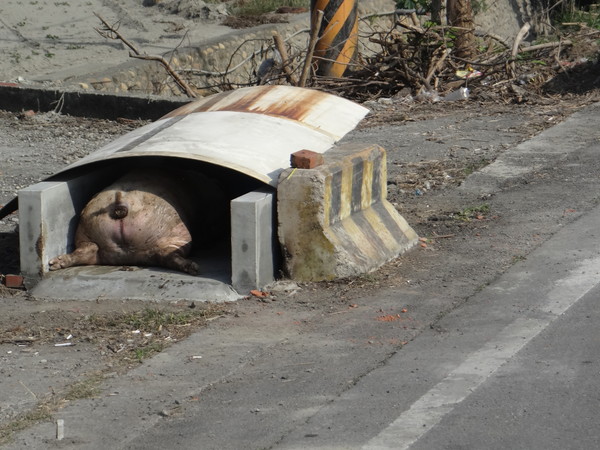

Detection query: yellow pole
xmin=310 ymin=0 xmax=358 ymax=77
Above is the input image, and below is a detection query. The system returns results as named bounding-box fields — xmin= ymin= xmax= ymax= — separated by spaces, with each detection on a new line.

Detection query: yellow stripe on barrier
xmin=323 ymin=174 xmax=332 ymax=226
xmin=361 ymin=157 xmax=374 ymax=210
xmin=339 ymin=162 xmax=353 ymax=221
xmin=362 ymin=207 xmax=399 ymax=253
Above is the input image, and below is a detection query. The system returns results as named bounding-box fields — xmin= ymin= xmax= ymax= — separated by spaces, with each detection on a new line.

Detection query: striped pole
xmin=310 ymin=0 xmax=358 ymax=77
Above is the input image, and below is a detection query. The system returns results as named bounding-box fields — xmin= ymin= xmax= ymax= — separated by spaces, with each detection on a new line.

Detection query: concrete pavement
xmin=3 ymin=103 xmax=600 ymax=449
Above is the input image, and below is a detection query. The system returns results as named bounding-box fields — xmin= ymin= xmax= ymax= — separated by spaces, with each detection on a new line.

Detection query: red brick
xmin=4 ymin=274 xmax=24 ymax=289
xmin=290 ymin=150 xmax=324 ymax=169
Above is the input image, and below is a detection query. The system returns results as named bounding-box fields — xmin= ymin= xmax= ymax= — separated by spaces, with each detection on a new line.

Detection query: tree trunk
xmin=431 ymin=0 xmax=442 ymax=24
xmin=446 ymin=0 xmax=476 ymax=59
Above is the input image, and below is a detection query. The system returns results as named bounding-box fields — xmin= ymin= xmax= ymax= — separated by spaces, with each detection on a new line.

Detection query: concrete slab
xmin=30 ymin=249 xmax=240 ymax=303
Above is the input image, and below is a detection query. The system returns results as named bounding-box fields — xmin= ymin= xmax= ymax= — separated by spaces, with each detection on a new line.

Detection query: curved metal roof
xmin=62 ymin=85 xmax=369 ymax=186
xmin=0 ymin=86 xmax=368 ymax=218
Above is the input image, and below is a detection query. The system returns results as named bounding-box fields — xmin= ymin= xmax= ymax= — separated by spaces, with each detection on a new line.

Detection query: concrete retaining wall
xmin=3 ymin=0 xmax=542 ymax=99
xmin=71 ymin=0 xmax=396 ymax=97
xmin=277 ymin=143 xmax=418 ymax=281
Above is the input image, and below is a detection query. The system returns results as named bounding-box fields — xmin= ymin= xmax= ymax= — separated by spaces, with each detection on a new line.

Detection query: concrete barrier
xmin=18 ymin=170 xmax=112 ymax=288
xmin=231 ymin=188 xmax=279 ymax=293
xmin=277 ymin=143 xmax=418 ymax=281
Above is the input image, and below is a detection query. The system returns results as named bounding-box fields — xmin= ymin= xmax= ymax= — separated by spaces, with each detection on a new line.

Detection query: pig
xmin=49 ymin=168 xmax=225 ymax=275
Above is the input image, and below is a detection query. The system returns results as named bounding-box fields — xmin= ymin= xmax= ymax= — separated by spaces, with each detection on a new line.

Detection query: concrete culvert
xmin=1 ymin=86 xmax=380 ymax=302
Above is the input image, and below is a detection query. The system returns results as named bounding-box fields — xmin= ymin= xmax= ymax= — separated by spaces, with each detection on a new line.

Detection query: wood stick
xmin=425 ymin=47 xmax=450 ymax=85
xmin=519 ymin=40 xmax=572 ymax=52
xmin=300 ymin=9 xmax=323 ymax=87
xmin=508 ymin=22 xmax=531 ymax=78
xmin=273 ymin=32 xmax=298 ymax=86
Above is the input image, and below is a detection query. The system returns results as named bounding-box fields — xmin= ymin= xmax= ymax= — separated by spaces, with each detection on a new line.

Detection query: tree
xmin=446 ymin=0 xmax=476 ymax=59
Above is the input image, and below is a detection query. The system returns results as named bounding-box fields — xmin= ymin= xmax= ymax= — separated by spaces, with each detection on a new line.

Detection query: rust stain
xmin=221 ymin=87 xmax=324 ymax=122
xmin=162 ymin=86 xmax=327 ymax=122
xmin=36 ymin=226 xmax=45 ymax=259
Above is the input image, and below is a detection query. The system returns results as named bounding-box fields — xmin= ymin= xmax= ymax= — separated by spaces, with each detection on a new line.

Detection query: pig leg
xmin=148 ymin=239 xmax=200 ymax=275
xmin=154 ymin=250 xmax=200 ymax=275
xmin=164 ymin=253 xmax=201 ymax=275
xmin=48 ymin=242 xmax=99 ymax=271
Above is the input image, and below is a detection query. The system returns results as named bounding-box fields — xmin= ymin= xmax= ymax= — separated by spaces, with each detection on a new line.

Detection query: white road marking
xmin=363 ymin=256 xmax=600 ymax=450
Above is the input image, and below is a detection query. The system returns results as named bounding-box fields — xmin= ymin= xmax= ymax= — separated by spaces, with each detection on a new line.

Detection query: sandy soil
xmin=0 ymin=0 xmax=232 ymax=83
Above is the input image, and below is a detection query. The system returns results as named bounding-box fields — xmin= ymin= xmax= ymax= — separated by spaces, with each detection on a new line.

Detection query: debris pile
xmin=314 ymin=19 xmax=600 ymax=104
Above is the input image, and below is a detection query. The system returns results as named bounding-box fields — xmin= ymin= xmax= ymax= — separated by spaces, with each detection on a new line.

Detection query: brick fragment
xmin=4 ymin=274 xmax=24 ymax=289
xmin=290 ymin=150 xmax=324 ymax=169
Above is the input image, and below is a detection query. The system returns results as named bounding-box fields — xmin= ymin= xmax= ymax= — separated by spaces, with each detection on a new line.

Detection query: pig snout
xmin=109 ymin=191 xmax=129 ymax=220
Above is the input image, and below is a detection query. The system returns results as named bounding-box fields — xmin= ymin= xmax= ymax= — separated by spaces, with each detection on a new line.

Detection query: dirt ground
xmin=1 ymin=90 xmax=598 ymax=368
xmin=1 ymin=1 xmax=600 ymax=441
xmin=3 ymin=89 xmax=600 ymax=439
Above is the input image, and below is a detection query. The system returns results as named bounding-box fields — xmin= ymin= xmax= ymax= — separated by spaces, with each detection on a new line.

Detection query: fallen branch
xmin=300 ymin=9 xmax=324 ymax=87
xmin=425 ymin=47 xmax=450 ymax=85
xmin=508 ymin=22 xmax=531 ymax=78
xmin=519 ymin=39 xmax=572 ymax=52
xmin=273 ymin=32 xmax=298 ymax=86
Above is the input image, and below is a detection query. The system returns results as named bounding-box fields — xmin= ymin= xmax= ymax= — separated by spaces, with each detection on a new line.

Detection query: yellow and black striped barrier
xmin=277 ymin=144 xmax=418 ymax=281
xmin=311 ymin=0 xmax=358 ymax=77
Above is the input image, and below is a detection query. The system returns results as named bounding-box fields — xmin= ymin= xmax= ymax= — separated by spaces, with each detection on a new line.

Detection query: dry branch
xmin=93 ymin=12 xmax=197 ymax=98
xmin=300 ymin=9 xmax=324 ymax=87
xmin=508 ymin=22 xmax=531 ymax=78
xmin=273 ymin=32 xmax=298 ymax=86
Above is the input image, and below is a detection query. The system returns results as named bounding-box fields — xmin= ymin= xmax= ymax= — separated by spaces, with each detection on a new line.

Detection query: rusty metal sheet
xmin=63 ymin=86 xmax=370 ymax=186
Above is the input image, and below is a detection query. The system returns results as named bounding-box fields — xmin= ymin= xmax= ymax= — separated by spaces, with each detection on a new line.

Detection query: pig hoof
xmin=48 ymin=255 xmax=69 ymax=271
xmin=184 ymin=261 xmax=201 ymax=276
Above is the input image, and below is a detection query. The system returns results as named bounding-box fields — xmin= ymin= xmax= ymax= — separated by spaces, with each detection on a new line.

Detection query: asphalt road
xmin=3 ymin=104 xmax=600 ymax=449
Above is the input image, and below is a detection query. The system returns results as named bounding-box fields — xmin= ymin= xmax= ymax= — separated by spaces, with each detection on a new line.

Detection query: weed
xmin=0 ymin=373 xmax=104 ymax=445
xmin=512 ymin=254 xmax=527 ymax=263
xmin=454 ymin=204 xmax=490 ymax=221
xmin=64 ymin=374 xmax=104 ymax=401
xmin=0 ymin=405 xmax=52 ymax=445
xmin=557 ymin=9 xmax=600 ymax=30
xmin=134 ymin=341 xmax=165 ymax=361
xmin=463 ymin=158 xmax=490 ymax=176
xmin=122 ymin=308 xmax=200 ymax=331
xmin=46 ymin=34 xmax=60 ymax=40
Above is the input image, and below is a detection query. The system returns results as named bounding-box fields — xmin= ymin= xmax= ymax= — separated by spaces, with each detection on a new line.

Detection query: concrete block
xmin=231 ymin=188 xmax=278 ymax=293
xmin=277 ymin=143 xmax=418 ymax=281
xmin=18 ymin=171 xmax=109 ymax=288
